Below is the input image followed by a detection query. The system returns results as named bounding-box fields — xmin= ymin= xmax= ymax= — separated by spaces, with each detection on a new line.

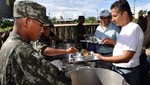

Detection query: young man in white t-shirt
xmin=94 ymin=0 xmax=144 ymax=85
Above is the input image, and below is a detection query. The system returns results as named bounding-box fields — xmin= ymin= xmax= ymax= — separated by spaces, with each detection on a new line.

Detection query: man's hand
xmin=102 ymin=37 xmax=116 ymax=45
xmin=65 ymin=47 xmax=78 ymax=54
xmin=93 ymin=53 xmax=102 ymax=60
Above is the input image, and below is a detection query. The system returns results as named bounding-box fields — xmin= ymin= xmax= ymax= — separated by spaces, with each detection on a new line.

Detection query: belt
xmin=113 ymin=65 xmax=139 ymax=70
xmin=100 ymin=52 xmax=112 ymax=55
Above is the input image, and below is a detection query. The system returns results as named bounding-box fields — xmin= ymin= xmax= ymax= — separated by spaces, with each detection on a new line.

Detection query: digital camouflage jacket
xmin=0 ymin=32 xmax=71 ymax=85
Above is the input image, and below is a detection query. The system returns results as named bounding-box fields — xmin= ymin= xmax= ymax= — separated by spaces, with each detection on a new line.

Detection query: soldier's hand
xmin=65 ymin=47 xmax=78 ymax=54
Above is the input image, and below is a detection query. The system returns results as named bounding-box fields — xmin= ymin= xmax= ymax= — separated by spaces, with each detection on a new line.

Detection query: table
xmin=62 ymin=56 xmax=99 ymax=72
xmin=67 ymin=55 xmax=100 ymax=64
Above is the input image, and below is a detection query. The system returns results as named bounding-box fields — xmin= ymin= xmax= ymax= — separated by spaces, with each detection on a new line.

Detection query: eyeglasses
xmin=30 ymin=18 xmax=44 ymax=27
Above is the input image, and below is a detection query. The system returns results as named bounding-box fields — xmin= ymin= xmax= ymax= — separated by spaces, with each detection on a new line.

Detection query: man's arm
xmin=94 ymin=50 xmax=135 ymax=63
xmin=42 ymin=46 xmax=77 ymax=56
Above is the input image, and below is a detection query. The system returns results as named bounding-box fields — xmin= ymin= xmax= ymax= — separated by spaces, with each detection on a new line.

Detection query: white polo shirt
xmin=113 ymin=22 xmax=144 ymax=68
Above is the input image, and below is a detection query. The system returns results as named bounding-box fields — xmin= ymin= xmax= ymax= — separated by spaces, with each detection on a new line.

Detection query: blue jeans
xmin=112 ymin=66 xmax=139 ymax=85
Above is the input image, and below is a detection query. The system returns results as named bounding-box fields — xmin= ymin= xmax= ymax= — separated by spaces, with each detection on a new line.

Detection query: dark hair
xmin=110 ymin=0 xmax=133 ymax=20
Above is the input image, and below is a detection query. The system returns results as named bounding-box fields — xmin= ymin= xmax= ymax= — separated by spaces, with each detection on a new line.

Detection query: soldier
xmin=32 ymin=22 xmax=77 ymax=61
xmin=0 ymin=0 xmax=71 ymax=85
xmin=75 ymin=16 xmax=86 ymax=49
xmin=32 ymin=22 xmax=78 ymax=68
xmin=36 ymin=22 xmax=60 ymax=46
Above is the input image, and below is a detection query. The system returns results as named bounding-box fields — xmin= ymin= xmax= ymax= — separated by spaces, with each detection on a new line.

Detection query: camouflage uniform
xmin=0 ymin=32 xmax=71 ymax=85
xmin=31 ymin=36 xmax=54 ymax=61
xmin=39 ymin=35 xmax=52 ymax=46
xmin=0 ymin=0 xmax=71 ymax=85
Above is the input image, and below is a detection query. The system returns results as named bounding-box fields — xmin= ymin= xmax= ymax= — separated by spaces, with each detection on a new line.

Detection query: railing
xmin=52 ymin=23 xmax=99 ymax=40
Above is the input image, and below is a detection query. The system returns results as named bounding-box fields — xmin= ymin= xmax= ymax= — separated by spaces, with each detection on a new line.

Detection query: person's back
xmin=0 ymin=1 xmax=71 ymax=85
xmin=144 ymin=12 xmax=150 ymax=48
xmin=143 ymin=11 xmax=150 ymax=66
xmin=137 ymin=15 xmax=147 ymax=32
xmin=75 ymin=16 xmax=86 ymax=40
xmin=75 ymin=16 xmax=86 ymax=49
xmin=142 ymin=11 xmax=150 ymax=85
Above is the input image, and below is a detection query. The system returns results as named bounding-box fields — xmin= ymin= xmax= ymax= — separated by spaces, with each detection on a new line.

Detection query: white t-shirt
xmin=113 ymin=22 xmax=144 ymax=68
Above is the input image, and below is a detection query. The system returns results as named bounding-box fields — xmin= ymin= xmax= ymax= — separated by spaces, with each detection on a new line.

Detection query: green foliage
xmin=50 ymin=17 xmax=57 ymax=24
xmin=0 ymin=18 xmax=13 ymax=32
xmin=0 ymin=19 xmax=13 ymax=28
xmin=74 ymin=19 xmax=78 ymax=23
xmin=85 ymin=17 xmax=96 ymax=23
xmin=0 ymin=27 xmax=12 ymax=33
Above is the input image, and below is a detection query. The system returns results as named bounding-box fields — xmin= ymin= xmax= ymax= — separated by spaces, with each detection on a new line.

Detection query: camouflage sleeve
xmin=30 ymin=41 xmax=47 ymax=59
xmin=14 ymin=44 xmax=71 ymax=85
